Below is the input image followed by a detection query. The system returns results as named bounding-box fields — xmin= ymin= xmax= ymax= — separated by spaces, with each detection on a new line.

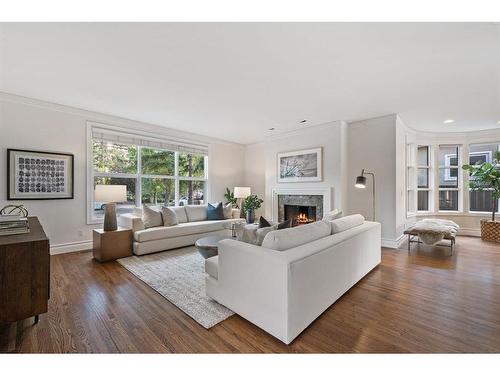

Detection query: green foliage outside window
xmin=92 ymin=141 xmax=206 ymax=209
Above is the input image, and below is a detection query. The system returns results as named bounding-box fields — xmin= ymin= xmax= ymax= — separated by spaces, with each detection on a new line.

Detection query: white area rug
xmin=117 ymin=246 xmax=234 ymax=329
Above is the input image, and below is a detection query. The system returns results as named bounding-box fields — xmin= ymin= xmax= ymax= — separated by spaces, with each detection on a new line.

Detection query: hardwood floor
xmin=1 ymin=236 xmax=500 ymax=353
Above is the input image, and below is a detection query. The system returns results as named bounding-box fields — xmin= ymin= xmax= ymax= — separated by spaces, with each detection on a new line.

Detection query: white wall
xmin=346 ymin=114 xmax=404 ymax=245
xmin=0 ymin=93 xmax=245 ymax=253
xmin=244 ymin=121 xmax=348 ymax=220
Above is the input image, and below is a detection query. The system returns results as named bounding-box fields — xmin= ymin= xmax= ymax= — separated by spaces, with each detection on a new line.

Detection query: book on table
xmin=0 ymin=216 xmax=30 ymax=235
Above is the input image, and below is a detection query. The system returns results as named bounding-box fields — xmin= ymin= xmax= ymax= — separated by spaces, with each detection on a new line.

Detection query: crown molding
xmin=0 ymin=91 xmax=244 ymax=147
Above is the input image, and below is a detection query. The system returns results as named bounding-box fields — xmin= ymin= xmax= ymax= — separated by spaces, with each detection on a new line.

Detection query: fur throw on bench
xmin=405 ymin=219 xmax=459 ymax=245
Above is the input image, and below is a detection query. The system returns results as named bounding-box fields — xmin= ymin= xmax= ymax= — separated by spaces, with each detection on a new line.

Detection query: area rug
xmin=117 ymin=246 xmax=234 ymax=329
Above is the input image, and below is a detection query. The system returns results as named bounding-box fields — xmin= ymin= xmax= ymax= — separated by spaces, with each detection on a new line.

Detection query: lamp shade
xmin=355 ymin=175 xmax=367 ymax=188
xmin=95 ymin=185 xmax=127 ymax=203
xmin=234 ymin=186 xmax=251 ymax=198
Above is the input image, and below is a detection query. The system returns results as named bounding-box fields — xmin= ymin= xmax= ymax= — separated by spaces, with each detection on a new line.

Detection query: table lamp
xmin=233 ymin=186 xmax=251 ymax=219
xmin=95 ymin=185 xmax=127 ymax=231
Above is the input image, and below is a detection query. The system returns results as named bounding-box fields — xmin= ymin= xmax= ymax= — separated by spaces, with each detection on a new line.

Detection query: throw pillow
xmin=323 ymin=209 xmax=343 ymax=221
xmin=222 ymin=203 xmax=233 ymax=219
xmin=258 ymin=216 xmax=272 ymax=228
xmin=161 ymin=206 xmax=178 ymax=227
xmin=143 ymin=205 xmax=163 ymax=228
xmin=277 ymin=219 xmax=292 ymax=230
xmin=207 ymin=202 xmax=225 ymax=220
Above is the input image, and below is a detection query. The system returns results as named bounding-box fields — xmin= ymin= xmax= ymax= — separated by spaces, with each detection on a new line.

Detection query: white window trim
xmin=86 ymin=122 xmax=209 ymax=225
xmin=417 ymin=145 xmax=432 ymax=213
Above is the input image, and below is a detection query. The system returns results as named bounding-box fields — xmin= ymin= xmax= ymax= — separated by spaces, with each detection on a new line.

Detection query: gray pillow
xmin=223 ymin=203 xmax=233 ymax=219
xmin=161 ymin=206 xmax=178 ymax=227
xmin=143 ymin=205 xmax=163 ymax=228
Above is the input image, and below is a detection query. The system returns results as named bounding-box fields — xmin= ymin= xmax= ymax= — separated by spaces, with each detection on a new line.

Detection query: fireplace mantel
xmin=271 ymin=187 xmax=333 ymax=223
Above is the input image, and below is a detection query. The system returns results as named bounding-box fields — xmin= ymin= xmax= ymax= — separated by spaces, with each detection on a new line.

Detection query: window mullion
xmin=174 ymin=152 xmax=179 ymax=205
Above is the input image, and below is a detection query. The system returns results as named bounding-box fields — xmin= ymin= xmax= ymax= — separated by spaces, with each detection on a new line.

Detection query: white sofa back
xmin=134 ymin=205 xmax=211 ymax=223
xmin=261 ymin=221 xmax=331 ymax=251
xmin=206 ymin=221 xmax=381 ymax=344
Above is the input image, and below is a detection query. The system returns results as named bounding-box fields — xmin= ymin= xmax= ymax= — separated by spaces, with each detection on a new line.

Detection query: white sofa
xmin=205 ymin=217 xmax=381 ymax=344
xmin=119 ymin=205 xmax=242 ymax=255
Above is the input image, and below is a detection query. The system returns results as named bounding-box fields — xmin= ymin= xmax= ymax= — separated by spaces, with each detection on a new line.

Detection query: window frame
xmin=87 ymin=124 xmax=208 ymax=225
xmin=416 ymin=145 xmax=432 ymax=213
xmin=437 ymin=144 xmax=462 ymax=213
xmin=468 ymin=144 xmax=499 ymax=214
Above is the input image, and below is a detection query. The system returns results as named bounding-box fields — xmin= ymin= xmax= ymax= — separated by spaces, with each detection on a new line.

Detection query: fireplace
xmin=284 ymin=204 xmax=316 ymax=226
xmin=277 ymin=194 xmax=324 ymax=226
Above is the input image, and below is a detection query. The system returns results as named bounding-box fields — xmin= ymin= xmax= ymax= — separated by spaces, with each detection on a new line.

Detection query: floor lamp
xmin=354 ymin=169 xmax=376 ymax=221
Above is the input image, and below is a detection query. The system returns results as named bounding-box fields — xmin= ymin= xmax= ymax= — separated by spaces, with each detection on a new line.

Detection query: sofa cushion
xmin=256 ymin=226 xmax=275 ymax=246
xmin=207 ymin=202 xmax=225 ymax=220
xmin=143 ymin=205 xmax=163 ymax=228
xmin=261 ymin=220 xmax=331 ymax=251
xmin=185 ymin=205 xmax=208 ymax=222
xmin=323 ymin=208 xmax=343 ymax=221
xmin=205 ymin=256 xmax=219 ymax=279
xmin=161 ymin=206 xmax=178 ymax=226
xmin=223 ymin=204 xmax=233 ymax=219
xmin=134 ymin=220 xmax=235 ymax=242
xmin=329 ymin=214 xmax=365 ymax=234
xmin=171 ymin=206 xmax=188 ymax=223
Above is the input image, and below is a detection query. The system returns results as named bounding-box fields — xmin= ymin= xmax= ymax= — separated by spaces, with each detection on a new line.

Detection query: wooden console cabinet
xmin=0 ymin=217 xmax=50 ymax=324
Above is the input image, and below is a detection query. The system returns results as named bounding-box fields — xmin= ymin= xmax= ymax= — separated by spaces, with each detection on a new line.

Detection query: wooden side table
xmin=93 ymin=227 xmax=133 ymax=262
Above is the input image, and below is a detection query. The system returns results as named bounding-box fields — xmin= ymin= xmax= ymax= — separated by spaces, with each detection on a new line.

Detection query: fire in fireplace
xmin=284 ymin=204 xmax=316 ymax=226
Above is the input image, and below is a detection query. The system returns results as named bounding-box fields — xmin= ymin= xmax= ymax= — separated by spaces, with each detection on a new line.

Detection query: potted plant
xmin=242 ymin=194 xmax=264 ymax=224
xmin=223 ymin=187 xmax=238 ymax=208
xmin=462 ymin=151 xmax=500 ymax=242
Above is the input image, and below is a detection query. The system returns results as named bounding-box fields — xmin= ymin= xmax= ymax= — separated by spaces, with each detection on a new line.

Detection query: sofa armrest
xmin=118 ymin=213 xmax=145 ymax=232
xmin=215 ymin=239 xmax=289 ymax=341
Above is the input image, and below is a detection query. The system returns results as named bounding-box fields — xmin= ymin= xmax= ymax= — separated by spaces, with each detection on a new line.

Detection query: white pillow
xmin=330 ymin=214 xmax=365 ymax=234
xmin=222 ymin=203 xmax=233 ymax=219
xmin=323 ymin=208 xmax=343 ymax=221
xmin=261 ymin=221 xmax=331 ymax=251
xmin=142 ymin=205 xmax=163 ymax=228
xmin=161 ymin=206 xmax=178 ymax=227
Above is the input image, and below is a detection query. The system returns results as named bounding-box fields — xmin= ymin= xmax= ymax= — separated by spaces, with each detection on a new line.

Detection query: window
xmin=469 ymin=143 xmax=498 ymax=213
xmin=417 ymin=145 xmax=430 ymax=211
xmin=89 ymin=128 xmax=208 ymax=222
xmin=438 ymin=145 xmax=460 ymax=211
xmin=406 ymin=142 xmax=416 ymax=215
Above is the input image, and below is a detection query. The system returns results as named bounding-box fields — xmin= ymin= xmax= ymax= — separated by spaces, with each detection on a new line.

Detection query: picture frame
xmin=7 ymin=149 xmax=74 ymax=200
xmin=277 ymin=147 xmax=323 ymax=183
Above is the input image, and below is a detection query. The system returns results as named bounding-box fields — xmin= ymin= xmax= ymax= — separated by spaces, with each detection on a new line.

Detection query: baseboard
xmin=381 ymin=234 xmax=406 ymax=249
xmin=50 ymin=240 xmax=93 ymax=255
xmin=458 ymin=228 xmax=480 ymax=237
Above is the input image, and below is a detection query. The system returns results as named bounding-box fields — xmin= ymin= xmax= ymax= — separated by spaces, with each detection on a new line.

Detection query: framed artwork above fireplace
xmin=277 ymin=147 xmax=322 ymax=183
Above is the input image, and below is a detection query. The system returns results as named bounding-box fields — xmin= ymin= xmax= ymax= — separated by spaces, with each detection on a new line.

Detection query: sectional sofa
xmin=205 ymin=215 xmax=381 ymax=344
xmin=119 ymin=205 xmax=242 ymax=255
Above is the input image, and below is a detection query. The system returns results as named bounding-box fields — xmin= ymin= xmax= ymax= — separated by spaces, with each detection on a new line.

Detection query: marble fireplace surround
xmin=271 ymin=188 xmax=333 ymax=224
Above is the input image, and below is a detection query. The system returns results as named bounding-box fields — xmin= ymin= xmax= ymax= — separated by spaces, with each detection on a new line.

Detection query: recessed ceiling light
xmin=443 ymin=119 xmax=455 ymax=124
xmin=268 ymin=127 xmax=275 ymax=131
xmin=300 ymin=120 xmax=307 ymax=124
xmin=497 ymin=120 xmax=500 ymax=124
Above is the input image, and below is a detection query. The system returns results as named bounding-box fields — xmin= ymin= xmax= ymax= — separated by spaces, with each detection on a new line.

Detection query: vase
xmin=246 ymin=209 xmax=255 ymax=224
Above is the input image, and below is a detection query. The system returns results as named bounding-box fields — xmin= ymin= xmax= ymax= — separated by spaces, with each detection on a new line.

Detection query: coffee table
xmin=195 ymin=234 xmax=231 ymax=259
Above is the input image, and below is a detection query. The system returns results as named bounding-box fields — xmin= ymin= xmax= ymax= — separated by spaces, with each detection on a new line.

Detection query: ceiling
xmin=1 ymin=23 xmax=499 ymax=144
